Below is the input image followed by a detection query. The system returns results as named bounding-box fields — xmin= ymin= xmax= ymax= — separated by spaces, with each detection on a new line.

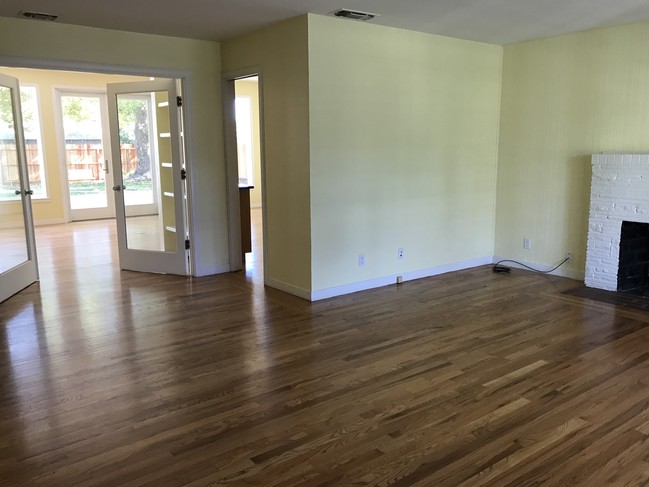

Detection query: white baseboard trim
xmin=310 ymin=256 xmax=495 ymax=302
xmin=192 ymin=263 xmax=231 ymax=277
xmin=265 ymin=277 xmax=311 ymax=301
xmin=193 ymin=255 xmax=584 ymax=299
xmin=492 ymin=256 xmax=585 ymax=281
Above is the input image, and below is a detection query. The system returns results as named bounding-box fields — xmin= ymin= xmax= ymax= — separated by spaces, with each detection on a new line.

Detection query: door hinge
xmin=180 ymin=168 xmax=187 ymax=180
xmin=185 ymin=239 xmax=190 ymax=250
xmin=177 ymin=96 xmax=183 ymax=107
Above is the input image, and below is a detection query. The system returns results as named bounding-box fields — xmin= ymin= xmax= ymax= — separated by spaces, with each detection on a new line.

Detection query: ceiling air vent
xmin=331 ymin=8 xmax=378 ymax=21
xmin=21 ymin=11 xmax=58 ymax=21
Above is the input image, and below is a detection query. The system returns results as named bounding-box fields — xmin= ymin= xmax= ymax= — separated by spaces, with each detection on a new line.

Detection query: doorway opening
xmin=0 ymin=65 xmax=191 ymax=297
xmin=223 ymin=73 xmax=266 ymax=285
xmin=233 ymin=76 xmax=264 ymax=282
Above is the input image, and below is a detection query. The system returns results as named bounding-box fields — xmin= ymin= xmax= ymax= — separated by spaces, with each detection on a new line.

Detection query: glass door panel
xmin=0 ymin=85 xmax=28 ymax=271
xmin=59 ymin=93 xmax=114 ymax=220
xmin=107 ymin=79 xmax=187 ymax=275
xmin=0 ymin=198 xmax=28 ymax=274
xmin=115 ymin=94 xmax=160 ymax=232
xmin=0 ymin=74 xmax=38 ymax=302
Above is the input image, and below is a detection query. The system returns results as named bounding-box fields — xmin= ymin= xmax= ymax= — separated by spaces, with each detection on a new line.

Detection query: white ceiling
xmin=3 ymin=0 xmax=649 ymax=45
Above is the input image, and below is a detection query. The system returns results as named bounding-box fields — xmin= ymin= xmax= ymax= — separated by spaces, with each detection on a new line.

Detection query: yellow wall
xmin=308 ymin=15 xmax=503 ymax=291
xmin=222 ymin=16 xmax=311 ymax=292
xmin=0 ymin=67 xmax=147 ymax=224
xmin=234 ymin=78 xmax=263 ymax=208
xmin=0 ymin=16 xmax=227 ymax=276
xmin=496 ymin=21 xmax=649 ymax=275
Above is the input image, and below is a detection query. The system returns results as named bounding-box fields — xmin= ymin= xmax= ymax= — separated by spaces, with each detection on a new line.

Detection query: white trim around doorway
xmin=0 ymin=56 xmax=199 ymax=277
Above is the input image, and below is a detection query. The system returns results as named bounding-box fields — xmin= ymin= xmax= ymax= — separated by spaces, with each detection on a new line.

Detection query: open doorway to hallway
xmin=233 ymin=76 xmax=264 ymax=283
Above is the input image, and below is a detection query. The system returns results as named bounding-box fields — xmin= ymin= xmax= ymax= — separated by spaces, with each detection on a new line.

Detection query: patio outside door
xmin=0 ymin=73 xmax=38 ymax=302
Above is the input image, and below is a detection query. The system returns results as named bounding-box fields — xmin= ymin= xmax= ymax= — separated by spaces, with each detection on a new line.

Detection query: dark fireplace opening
xmin=617 ymin=221 xmax=649 ymax=297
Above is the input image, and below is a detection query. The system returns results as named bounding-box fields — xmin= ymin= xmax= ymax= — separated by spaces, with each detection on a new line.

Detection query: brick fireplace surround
xmin=585 ymin=153 xmax=649 ymax=291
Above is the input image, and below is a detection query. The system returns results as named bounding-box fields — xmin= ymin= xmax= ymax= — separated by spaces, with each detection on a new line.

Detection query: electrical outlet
xmin=358 ymin=253 xmax=366 ymax=267
xmin=523 ymin=238 xmax=532 ymax=250
xmin=398 ymin=248 xmax=405 ymax=260
xmin=565 ymin=252 xmax=572 ymax=263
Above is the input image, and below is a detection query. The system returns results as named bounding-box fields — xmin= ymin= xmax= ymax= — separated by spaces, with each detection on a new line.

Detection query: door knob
xmin=112 ymin=185 xmax=122 ymax=191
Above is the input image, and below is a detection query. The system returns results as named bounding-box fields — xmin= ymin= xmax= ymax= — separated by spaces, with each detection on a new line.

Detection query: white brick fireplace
xmin=585 ymin=153 xmax=649 ymax=291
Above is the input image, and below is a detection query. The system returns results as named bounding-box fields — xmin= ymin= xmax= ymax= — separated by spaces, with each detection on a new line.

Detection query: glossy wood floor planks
xmin=2 ymin=217 xmax=649 ymax=485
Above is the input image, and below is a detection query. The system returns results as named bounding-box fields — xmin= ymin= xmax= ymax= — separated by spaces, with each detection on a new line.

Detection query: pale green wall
xmin=308 ymin=15 xmax=503 ymax=291
xmin=496 ymin=21 xmax=649 ymax=275
xmin=222 ymin=16 xmax=312 ymax=293
xmin=0 ymin=16 xmax=227 ymax=276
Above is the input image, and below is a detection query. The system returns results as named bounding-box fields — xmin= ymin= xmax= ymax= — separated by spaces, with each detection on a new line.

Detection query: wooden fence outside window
xmin=0 ymin=143 xmax=139 ymax=185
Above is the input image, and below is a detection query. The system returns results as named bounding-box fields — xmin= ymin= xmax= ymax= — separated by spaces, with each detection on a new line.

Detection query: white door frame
xmin=54 ymin=88 xmax=115 ymax=221
xmin=0 ymin=56 xmax=198 ymax=276
xmin=222 ymin=68 xmax=269 ymax=283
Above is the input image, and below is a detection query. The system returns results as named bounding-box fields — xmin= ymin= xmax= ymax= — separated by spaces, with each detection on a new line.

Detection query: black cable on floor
xmin=492 ymin=257 xmax=570 ymax=274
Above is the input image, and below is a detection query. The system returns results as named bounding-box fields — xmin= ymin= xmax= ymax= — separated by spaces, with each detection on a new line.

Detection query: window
xmin=235 ymin=96 xmax=254 ymax=186
xmin=0 ymin=84 xmax=46 ymax=201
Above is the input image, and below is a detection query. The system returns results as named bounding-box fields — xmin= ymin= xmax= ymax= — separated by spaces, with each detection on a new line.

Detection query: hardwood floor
xmin=124 ymin=214 xmax=164 ymax=252
xmin=2 ymin=221 xmax=649 ymax=485
xmin=0 ymin=226 xmax=29 ymax=275
xmin=244 ymin=207 xmax=263 ymax=283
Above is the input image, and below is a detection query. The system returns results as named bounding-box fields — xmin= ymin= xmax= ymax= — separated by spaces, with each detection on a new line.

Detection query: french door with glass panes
xmin=106 ymin=79 xmax=188 ymax=275
xmin=0 ymin=73 xmax=38 ymax=302
xmin=58 ymin=91 xmax=160 ymax=221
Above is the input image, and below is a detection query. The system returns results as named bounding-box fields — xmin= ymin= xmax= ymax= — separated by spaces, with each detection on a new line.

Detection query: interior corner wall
xmin=496 ymin=21 xmax=649 ymax=277
xmin=221 ymin=16 xmax=312 ymax=295
xmin=0 ymin=16 xmax=228 ymax=277
xmin=307 ymin=15 xmax=503 ymax=295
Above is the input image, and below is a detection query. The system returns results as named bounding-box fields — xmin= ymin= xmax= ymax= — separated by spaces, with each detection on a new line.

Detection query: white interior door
xmin=107 ymin=79 xmax=188 ymax=275
xmin=0 ymin=73 xmax=39 ymax=302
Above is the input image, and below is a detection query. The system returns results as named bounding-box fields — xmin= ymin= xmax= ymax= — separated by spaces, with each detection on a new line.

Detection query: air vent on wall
xmin=21 ymin=11 xmax=58 ymax=21
xmin=331 ymin=8 xmax=378 ymax=21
